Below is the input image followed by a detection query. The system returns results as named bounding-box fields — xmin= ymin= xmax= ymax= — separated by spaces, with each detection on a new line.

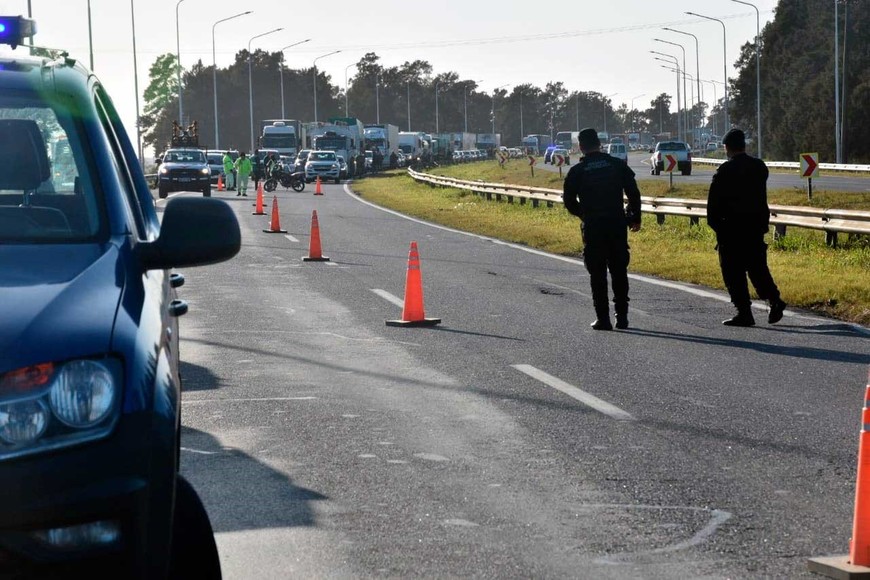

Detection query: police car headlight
xmin=331 ymin=164 xmax=338 ymax=169
xmin=49 ymin=360 xmax=115 ymax=428
xmin=0 ymin=358 xmax=121 ymax=461
xmin=159 ymin=166 xmax=169 ymax=174
xmin=200 ymin=168 xmax=210 ymax=176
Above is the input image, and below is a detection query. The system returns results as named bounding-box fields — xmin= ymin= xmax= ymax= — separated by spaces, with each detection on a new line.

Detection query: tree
xmin=141 ymin=53 xmax=180 ymax=152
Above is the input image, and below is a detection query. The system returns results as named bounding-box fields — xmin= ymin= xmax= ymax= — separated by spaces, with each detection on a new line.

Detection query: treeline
xmin=140 ymin=52 xmax=697 ymax=154
xmin=730 ymin=0 xmax=869 ymax=162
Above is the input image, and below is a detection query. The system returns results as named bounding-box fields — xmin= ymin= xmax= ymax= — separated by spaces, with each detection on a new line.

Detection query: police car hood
xmin=0 ymin=244 xmax=122 ymax=373
xmin=162 ymin=161 xmax=207 ymax=170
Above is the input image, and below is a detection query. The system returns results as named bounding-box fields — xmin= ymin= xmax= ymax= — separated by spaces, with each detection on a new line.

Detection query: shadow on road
xmin=181 ymin=426 xmax=328 ymax=533
xmin=624 ymin=327 xmax=869 ymax=365
xmin=180 ymin=360 xmax=224 ymax=392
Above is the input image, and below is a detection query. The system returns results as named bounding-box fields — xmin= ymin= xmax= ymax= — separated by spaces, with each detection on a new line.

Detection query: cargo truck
xmin=259 ymin=119 xmax=302 ymax=157
xmin=448 ymin=132 xmax=477 ymax=152
xmin=398 ymin=131 xmax=430 ymax=161
xmin=475 ymin=133 xmax=502 ymax=156
xmin=364 ymin=124 xmax=400 ymax=156
xmin=522 ymin=134 xmax=552 ymax=155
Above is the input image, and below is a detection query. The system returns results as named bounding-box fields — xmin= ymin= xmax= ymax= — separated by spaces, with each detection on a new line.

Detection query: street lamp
xmin=630 ymin=93 xmax=645 ymax=133
xmin=248 ymin=27 xmax=283 ymax=152
xmin=87 ymin=0 xmax=93 ymax=70
xmin=375 ymin=73 xmax=380 ymax=123
xmin=407 ymin=80 xmax=412 ymax=131
xmin=212 ymin=11 xmax=252 ymax=150
xmin=175 ymin=0 xmax=185 ymax=123
xmin=491 ymin=83 xmax=510 ymax=134
xmin=659 ymin=65 xmax=684 ymax=140
xmin=663 ymin=27 xmax=702 ymax=143
xmin=686 ymin=11 xmax=729 ymax=130
xmin=731 ymin=0 xmax=762 ymax=158
xmin=344 ymin=62 xmax=355 ymax=116
xmin=279 ymin=39 xmax=311 ymax=119
xmin=464 ymin=79 xmax=482 ymax=133
xmin=654 ymin=38 xmax=688 ymax=143
xmin=651 ymin=51 xmax=682 ymax=139
xmin=699 ymin=79 xmax=720 ymax=137
xmin=313 ymin=50 xmax=341 ymax=123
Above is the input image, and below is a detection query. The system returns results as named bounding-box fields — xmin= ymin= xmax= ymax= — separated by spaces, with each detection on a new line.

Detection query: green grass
xmin=354 ymin=169 xmax=870 ymax=325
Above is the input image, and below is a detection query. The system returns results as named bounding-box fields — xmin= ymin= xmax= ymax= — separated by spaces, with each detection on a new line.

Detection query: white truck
xmin=449 ymin=132 xmax=477 ymax=153
xmin=398 ymin=131 xmax=430 ymax=161
xmin=364 ymin=124 xmax=400 ymax=157
xmin=475 ymin=133 xmax=502 ymax=156
xmin=305 ymin=118 xmax=365 ymax=177
xmin=260 ymin=120 xmax=301 ymax=157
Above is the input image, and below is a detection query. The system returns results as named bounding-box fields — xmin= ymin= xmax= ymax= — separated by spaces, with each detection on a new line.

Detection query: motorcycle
xmin=264 ymin=169 xmax=305 ymax=193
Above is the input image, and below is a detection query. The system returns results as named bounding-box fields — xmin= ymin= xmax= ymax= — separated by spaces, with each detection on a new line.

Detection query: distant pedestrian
xmin=234 ymin=151 xmax=253 ymax=196
xmin=563 ymin=128 xmax=642 ymax=330
xmin=389 ymin=150 xmax=398 ymax=169
xmin=357 ymin=152 xmax=366 ymax=177
xmin=707 ymin=128 xmax=786 ymax=327
xmin=222 ymin=151 xmax=235 ymax=190
xmin=252 ymin=149 xmax=264 ymax=190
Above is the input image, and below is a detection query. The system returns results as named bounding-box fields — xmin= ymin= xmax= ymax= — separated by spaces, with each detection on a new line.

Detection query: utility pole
xmin=834 ymin=0 xmax=842 ymax=163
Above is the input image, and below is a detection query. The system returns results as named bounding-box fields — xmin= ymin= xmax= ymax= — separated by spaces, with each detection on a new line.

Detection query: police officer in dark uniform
xmin=707 ymin=128 xmax=786 ymax=327
xmin=563 ymin=128 xmax=642 ymax=330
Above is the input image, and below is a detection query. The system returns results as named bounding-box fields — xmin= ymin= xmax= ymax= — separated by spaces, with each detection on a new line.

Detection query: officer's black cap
xmin=578 ymin=128 xmax=600 ymax=150
xmin=723 ymin=128 xmax=746 ymax=149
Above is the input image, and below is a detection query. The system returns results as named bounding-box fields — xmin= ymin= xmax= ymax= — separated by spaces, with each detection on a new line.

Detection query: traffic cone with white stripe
xmin=314 ymin=176 xmax=323 ymax=195
xmin=302 ymin=210 xmax=329 ymax=262
xmin=386 ymin=241 xmax=440 ymax=327
xmin=263 ymin=196 xmax=287 ymax=234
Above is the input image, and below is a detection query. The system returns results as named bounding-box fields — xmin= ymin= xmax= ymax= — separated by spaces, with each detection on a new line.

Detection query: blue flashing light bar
xmin=0 ymin=16 xmax=36 ymax=50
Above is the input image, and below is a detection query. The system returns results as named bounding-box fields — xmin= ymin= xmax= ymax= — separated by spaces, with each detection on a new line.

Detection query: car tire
xmin=202 ymin=186 xmax=211 ymax=197
xmin=682 ymin=169 xmax=692 ymax=176
xmin=170 ymin=475 xmax=221 ymax=580
xmin=159 ymin=184 xmax=169 ymax=199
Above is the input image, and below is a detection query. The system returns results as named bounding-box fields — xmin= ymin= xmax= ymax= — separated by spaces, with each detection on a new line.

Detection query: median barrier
xmin=693 ymin=157 xmax=870 ymax=173
xmin=407 ymin=168 xmax=870 ymax=245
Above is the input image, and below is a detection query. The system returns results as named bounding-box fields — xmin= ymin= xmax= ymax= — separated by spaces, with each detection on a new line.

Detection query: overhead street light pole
xmin=686 ymin=11 xmax=729 ymax=131
xmin=212 ymin=11 xmax=252 ymax=150
xmin=313 ymin=50 xmax=341 ymax=123
xmin=655 ymin=38 xmax=688 ymax=144
xmin=131 ymin=0 xmax=142 ymax=166
xmin=464 ymin=80 xmax=482 ymax=133
xmin=651 ymin=51 xmax=682 ymax=139
xmin=407 ymin=80 xmax=411 ymax=131
xmin=344 ymin=62 xmax=356 ymax=117
xmin=175 ymin=0 xmax=186 ymax=123
xmin=731 ymin=0 xmax=762 ymax=157
xmin=248 ymin=27 xmax=283 ymax=152
xmin=279 ymin=39 xmax=311 ymax=119
xmin=375 ymin=73 xmax=380 ymax=123
xmin=663 ymin=27 xmax=702 ymax=145
xmin=699 ymin=79 xmax=719 ymax=137
xmin=630 ymin=93 xmax=645 ymax=133
xmin=603 ymin=92 xmax=617 ymax=135
xmin=434 ymin=81 xmax=440 ymax=134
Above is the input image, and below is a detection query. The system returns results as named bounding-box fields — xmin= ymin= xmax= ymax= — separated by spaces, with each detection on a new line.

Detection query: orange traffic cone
xmin=314 ymin=176 xmax=323 ymax=196
xmin=252 ymin=185 xmax=266 ymax=215
xmin=808 ymin=370 xmax=870 ymax=577
xmin=217 ymin=173 xmax=225 ymax=191
xmin=386 ymin=241 xmax=441 ymax=327
xmin=252 ymin=181 xmax=264 ymax=206
xmin=263 ymin=196 xmax=287 ymax=234
xmin=302 ymin=210 xmax=330 ymax=262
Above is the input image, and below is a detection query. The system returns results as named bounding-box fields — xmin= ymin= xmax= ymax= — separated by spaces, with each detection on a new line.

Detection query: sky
xmin=0 ymin=0 xmax=778 ymax=149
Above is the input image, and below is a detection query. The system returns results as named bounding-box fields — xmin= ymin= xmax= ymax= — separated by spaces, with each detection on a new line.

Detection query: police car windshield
xmin=0 ymin=95 xmax=103 ymax=243
xmin=309 ymin=152 xmax=336 ymax=161
xmin=164 ymin=150 xmax=205 ymax=163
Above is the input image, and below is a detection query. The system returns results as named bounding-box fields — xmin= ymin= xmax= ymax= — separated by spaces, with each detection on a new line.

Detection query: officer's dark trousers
xmin=717 ymin=235 xmax=780 ymax=311
xmin=582 ymin=220 xmax=630 ymax=315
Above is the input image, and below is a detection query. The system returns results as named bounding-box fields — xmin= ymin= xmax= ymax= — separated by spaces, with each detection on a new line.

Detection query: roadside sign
xmin=553 ymin=154 xmax=565 ymax=167
xmin=497 ymin=150 xmax=508 ymax=167
xmin=800 ymin=152 xmax=819 ymax=179
xmin=528 ymin=155 xmax=537 ymax=166
xmin=663 ymin=154 xmax=678 ymax=173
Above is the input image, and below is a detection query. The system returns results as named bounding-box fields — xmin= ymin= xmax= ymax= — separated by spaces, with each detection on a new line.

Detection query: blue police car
xmin=0 ymin=16 xmax=239 ymax=577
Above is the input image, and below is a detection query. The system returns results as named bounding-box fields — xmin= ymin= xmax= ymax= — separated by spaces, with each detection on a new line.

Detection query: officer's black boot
xmin=615 ymin=304 xmax=629 ymax=330
xmin=591 ymin=305 xmax=613 ymax=331
xmin=723 ymin=308 xmax=755 ymax=327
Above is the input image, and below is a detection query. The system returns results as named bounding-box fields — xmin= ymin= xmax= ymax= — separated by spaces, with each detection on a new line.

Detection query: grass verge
xmin=353 ymin=169 xmax=870 ymax=325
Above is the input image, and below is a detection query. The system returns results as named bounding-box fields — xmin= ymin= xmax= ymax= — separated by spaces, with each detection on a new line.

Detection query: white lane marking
xmin=512 ymin=364 xmax=634 ymax=422
xmin=371 ymin=288 xmax=404 ymax=308
xmin=345 ymin=183 xmax=868 ymax=334
xmin=182 ymin=396 xmax=318 ymax=405
xmin=326 ymin=261 xmax=338 ymax=266
xmin=414 ymin=453 xmax=450 ymax=462
xmin=284 ymin=234 xmax=299 ymax=243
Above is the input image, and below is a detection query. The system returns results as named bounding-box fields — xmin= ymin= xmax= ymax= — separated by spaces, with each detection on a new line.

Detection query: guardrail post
xmin=495 ymin=193 xmax=502 ymax=202
xmin=507 ymin=195 xmax=514 ymax=204
xmin=532 ymin=199 xmax=539 ymax=208
xmin=520 ymin=197 xmax=526 ymax=206
xmin=774 ymin=224 xmax=787 ymax=240
xmin=486 ymin=191 xmax=493 ymax=201
xmin=827 ymin=231 xmax=838 ymax=248
xmin=546 ymin=200 xmax=554 ymax=208
xmin=690 ymin=217 xmax=700 ymax=227
xmin=656 ymin=214 xmax=665 ymax=226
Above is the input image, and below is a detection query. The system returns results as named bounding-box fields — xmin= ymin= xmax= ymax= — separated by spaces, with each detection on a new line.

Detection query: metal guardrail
xmin=693 ymin=157 xmax=870 ymax=173
xmin=408 ymin=168 xmax=870 ymax=247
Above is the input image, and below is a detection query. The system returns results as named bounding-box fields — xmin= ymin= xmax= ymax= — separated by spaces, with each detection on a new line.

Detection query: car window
xmin=0 ymin=92 xmax=104 ymax=243
xmin=657 ymin=142 xmax=687 ymax=151
xmin=165 ymin=150 xmax=205 ymax=163
xmin=309 ymin=152 xmax=336 ymax=161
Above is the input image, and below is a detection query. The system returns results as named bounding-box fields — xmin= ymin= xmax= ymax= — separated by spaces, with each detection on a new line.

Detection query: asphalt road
xmin=536 ymin=152 xmax=870 ymax=194
xmin=161 ymin=181 xmax=869 ymax=579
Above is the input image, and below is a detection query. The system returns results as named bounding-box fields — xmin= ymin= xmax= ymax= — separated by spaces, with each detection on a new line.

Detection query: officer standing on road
xmin=356 ymin=151 xmax=366 ymax=177
xmin=707 ymin=128 xmax=786 ymax=327
xmin=234 ymin=151 xmax=253 ymax=196
xmin=251 ymin=148 xmax=263 ymax=191
xmin=563 ymin=128 xmax=642 ymax=330
xmin=222 ymin=150 xmax=235 ymax=191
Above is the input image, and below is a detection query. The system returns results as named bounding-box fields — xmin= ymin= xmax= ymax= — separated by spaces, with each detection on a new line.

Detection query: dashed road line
xmin=284 ymin=234 xmax=299 ymax=243
xmin=182 ymin=396 xmax=318 ymax=405
xmin=511 ymin=364 xmax=635 ymax=421
xmin=371 ymin=288 xmax=404 ymax=308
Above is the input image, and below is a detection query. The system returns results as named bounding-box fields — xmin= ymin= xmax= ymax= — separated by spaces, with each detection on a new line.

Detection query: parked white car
xmin=605 ymin=143 xmax=628 ymax=164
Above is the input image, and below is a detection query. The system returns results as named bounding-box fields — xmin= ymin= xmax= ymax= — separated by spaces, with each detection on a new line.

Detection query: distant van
xmin=606 ymin=143 xmax=628 ymax=163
